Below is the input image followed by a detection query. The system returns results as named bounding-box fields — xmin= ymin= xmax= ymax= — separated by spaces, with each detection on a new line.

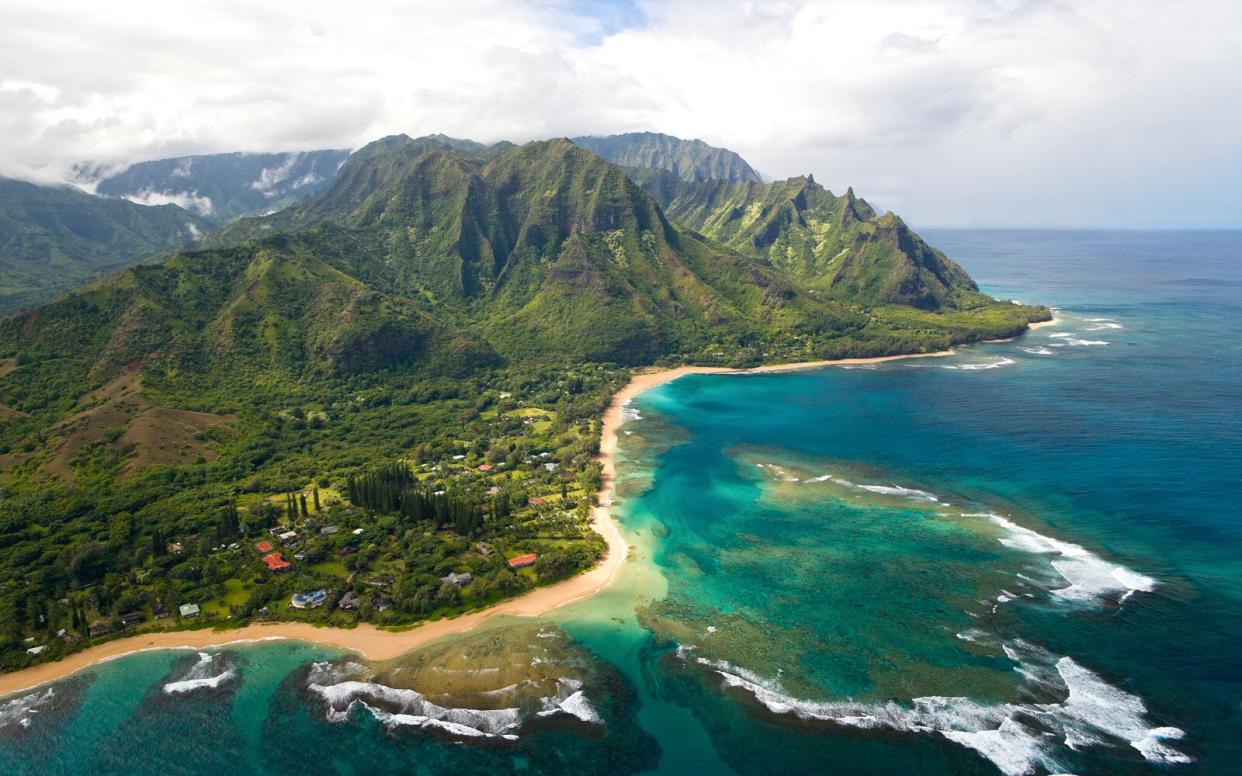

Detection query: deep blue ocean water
xmin=2 ymin=230 xmax=1239 ymax=775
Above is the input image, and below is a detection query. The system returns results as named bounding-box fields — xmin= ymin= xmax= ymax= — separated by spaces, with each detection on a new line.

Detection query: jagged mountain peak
xmin=570 ymin=132 xmax=762 ymax=183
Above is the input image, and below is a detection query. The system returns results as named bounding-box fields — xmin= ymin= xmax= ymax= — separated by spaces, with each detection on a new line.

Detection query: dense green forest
xmin=0 ymin=133 xmax=1048 ymax=671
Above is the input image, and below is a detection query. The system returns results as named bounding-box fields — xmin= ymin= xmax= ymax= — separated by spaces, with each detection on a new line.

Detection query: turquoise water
xmin=2 ymin=230 xmax=1239 ymax=774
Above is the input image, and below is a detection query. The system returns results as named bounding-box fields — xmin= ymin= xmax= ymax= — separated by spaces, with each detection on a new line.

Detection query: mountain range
xmin=0 ymin=131 xmax=1046 ymax=488
xmin=90 ymin=149 xmax=351 ymax=223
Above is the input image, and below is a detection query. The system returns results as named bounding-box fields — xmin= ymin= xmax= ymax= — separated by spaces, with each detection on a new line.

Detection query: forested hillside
xmin=0 ymin=178 xmax=210 ymax=316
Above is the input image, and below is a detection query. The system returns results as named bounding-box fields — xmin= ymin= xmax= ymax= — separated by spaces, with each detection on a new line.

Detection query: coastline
xmin=0 ymin=344 xmax=984 ymax=699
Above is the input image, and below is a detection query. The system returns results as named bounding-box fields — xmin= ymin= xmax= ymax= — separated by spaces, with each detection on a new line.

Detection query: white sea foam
xmin=309 ymin=673 xmax=603 ymax=739
xmin=955 ymin=629 xmax=992 ymax=644
xmin=688 ymin=647 xmax=1190 ymax=775
xmin=0 ymin=687 xmax=56 ymax=730
xmin=755 ymin=462 xmax=800 ymax=481
xmin=1022 ymin=347 xmax=1055 ymax=355
xmin=309 ymin=679 xmax=524 ymax=736
xmin=801 ymin=471 xmax=944 ymax=504
xmin=1048 ymin=332 xmax=1075 ymax=339
xmin=1086 ymin=322 xmax=1123 ymax=331
xmin=536 ymin=678 xmax=603 ymax=725
xmin=162 ymin=652 xmax=236 ymax=695
xmin=979 ymin=514 xmax=1157 ymax=603
xmin=855 ymin=483 xmax=941 ymax=502
xmin=619 ymin=401 xmax=642 ymax=422
xmin=942 ymin=357 xmax=1016 ymax=371
xmin=1066 ymin=338 xmax=1109 ymax=346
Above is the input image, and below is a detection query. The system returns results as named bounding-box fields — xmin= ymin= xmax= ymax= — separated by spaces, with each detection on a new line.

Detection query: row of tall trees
xmin=346 ymin=464 xmax=484 ymax=535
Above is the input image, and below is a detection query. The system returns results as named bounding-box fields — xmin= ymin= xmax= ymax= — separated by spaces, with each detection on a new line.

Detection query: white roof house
xmin=179 ymin=603 xmax=201 ymax=618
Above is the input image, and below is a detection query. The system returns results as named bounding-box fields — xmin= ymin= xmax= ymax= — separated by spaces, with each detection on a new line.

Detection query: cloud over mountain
xmin=1 ymin=0 xmax=1238 ymax=227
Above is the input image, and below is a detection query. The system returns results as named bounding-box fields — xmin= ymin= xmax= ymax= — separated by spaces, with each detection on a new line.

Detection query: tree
xmin=109 ymin=512 xmax=133 ymax=546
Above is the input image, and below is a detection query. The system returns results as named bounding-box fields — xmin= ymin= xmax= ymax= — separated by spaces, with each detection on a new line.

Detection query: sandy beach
xmin=0 ymin=342 xmax=998 ymax=699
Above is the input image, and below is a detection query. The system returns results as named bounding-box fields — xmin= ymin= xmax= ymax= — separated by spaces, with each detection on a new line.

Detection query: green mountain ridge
xmin=10 ymin=134 xmax=1049 ymax=390
xmin=623 ymin=169 xmax=981 ymax=311
xmin=0 ymin=177 xmax=211 ymax=316
xmin=208 ymin=136 xmax=871 ymax=364
xmin=570 ymin=131 xmax=761 ymax=183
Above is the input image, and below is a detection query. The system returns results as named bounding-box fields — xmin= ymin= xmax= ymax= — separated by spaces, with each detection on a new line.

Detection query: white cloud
xmin=0 ymin=0 xmax=1238 ymax=227
xmin=122 ymin=189 xmax=214 ymax=216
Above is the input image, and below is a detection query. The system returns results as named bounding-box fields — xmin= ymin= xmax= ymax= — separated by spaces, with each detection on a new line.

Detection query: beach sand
xmin=0 ymin=343 xmax=989 ymax=698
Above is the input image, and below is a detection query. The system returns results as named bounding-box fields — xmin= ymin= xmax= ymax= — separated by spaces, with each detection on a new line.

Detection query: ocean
xmin=2 ymin=230 xmax=1239 ymax=775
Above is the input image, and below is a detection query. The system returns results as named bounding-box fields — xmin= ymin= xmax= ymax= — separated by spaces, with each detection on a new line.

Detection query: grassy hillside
xmin=0 ymin=178 xmax=211 ymax=316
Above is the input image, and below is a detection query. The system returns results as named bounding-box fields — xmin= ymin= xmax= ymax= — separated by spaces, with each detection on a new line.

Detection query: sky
xmin=0 ymin=0 xmax=1238 ymax=228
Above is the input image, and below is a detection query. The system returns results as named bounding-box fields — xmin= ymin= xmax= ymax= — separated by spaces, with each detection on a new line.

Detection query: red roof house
xmin=508 ymin=553 xmax=537 ymax=569
xmin=262 ymin=552 xmax=291 ymax=572
xmin=256 ymin=541 xmax=273 ymax=553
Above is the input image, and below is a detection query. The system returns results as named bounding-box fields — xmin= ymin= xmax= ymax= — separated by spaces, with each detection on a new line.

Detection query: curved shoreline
xmin=0 ymin=346 xmax=970 ymax=699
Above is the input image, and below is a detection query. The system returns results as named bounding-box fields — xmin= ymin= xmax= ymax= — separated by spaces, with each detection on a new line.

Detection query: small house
xmin=256 ymin=541 xmax=274 ymax=553
xmin=179 ymin=603 xmax=201 ymax=618
xmin=374 ymin=596 xmax=393 ymax=611
xmin=89 ymin=620 xmax=114 ymax=637
xmin=262 ymin=552 xmax=292 ymax=572
xmin=338 ymin=591 xmax=361 ymax=610
xmin=167 ymin=542 xmax=183 ymax=555
xmin=320 ymin=525 xmax=339 ymax=535
xmin=508 ymin=553 xmax=537 ymax=569
xmin=120 ymin=612 xmax=143 ymax=628
xmin=440 ymin=571 xmax=473 ymax=587
xmin=26 ymin=645 xmax=47 ymax=656
xmin=153 ymin=603 xmax=170 ymax=619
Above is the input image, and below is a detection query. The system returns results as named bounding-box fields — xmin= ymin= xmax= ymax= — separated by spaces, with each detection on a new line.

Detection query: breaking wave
xmin=307 ymin=663 xmax=603 ymax=740
xmin=1022 ymin=347 xmax=1055 ymax=355
xmin=163 ymin=652 xmax=236 ymax=695
xmin=1066 ymin=338 xmax=1109 ymax=346
xmin=778 ymin=467 xmax=942 ymax=504
xmin=0 ymin=687 xmax=56 ymax=731
xmin=972 ymin=513 xmax=1157 ymax=604
xmin=620 ymin=401 xmax=643 ymax=422
xmin=941 ymin=357 xmax=1017 ymax=371
xmin=853 ymin=483 xmax=942 ymax=503
xmin=685 ymin=642 xmax=1190 ymax=775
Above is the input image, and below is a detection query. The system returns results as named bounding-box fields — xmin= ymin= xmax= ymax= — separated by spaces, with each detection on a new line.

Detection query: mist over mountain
xmin=0 ymin=177 xmax=210 ymax=316
xmin=92 ymin=149 xmax=351 ymax=223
